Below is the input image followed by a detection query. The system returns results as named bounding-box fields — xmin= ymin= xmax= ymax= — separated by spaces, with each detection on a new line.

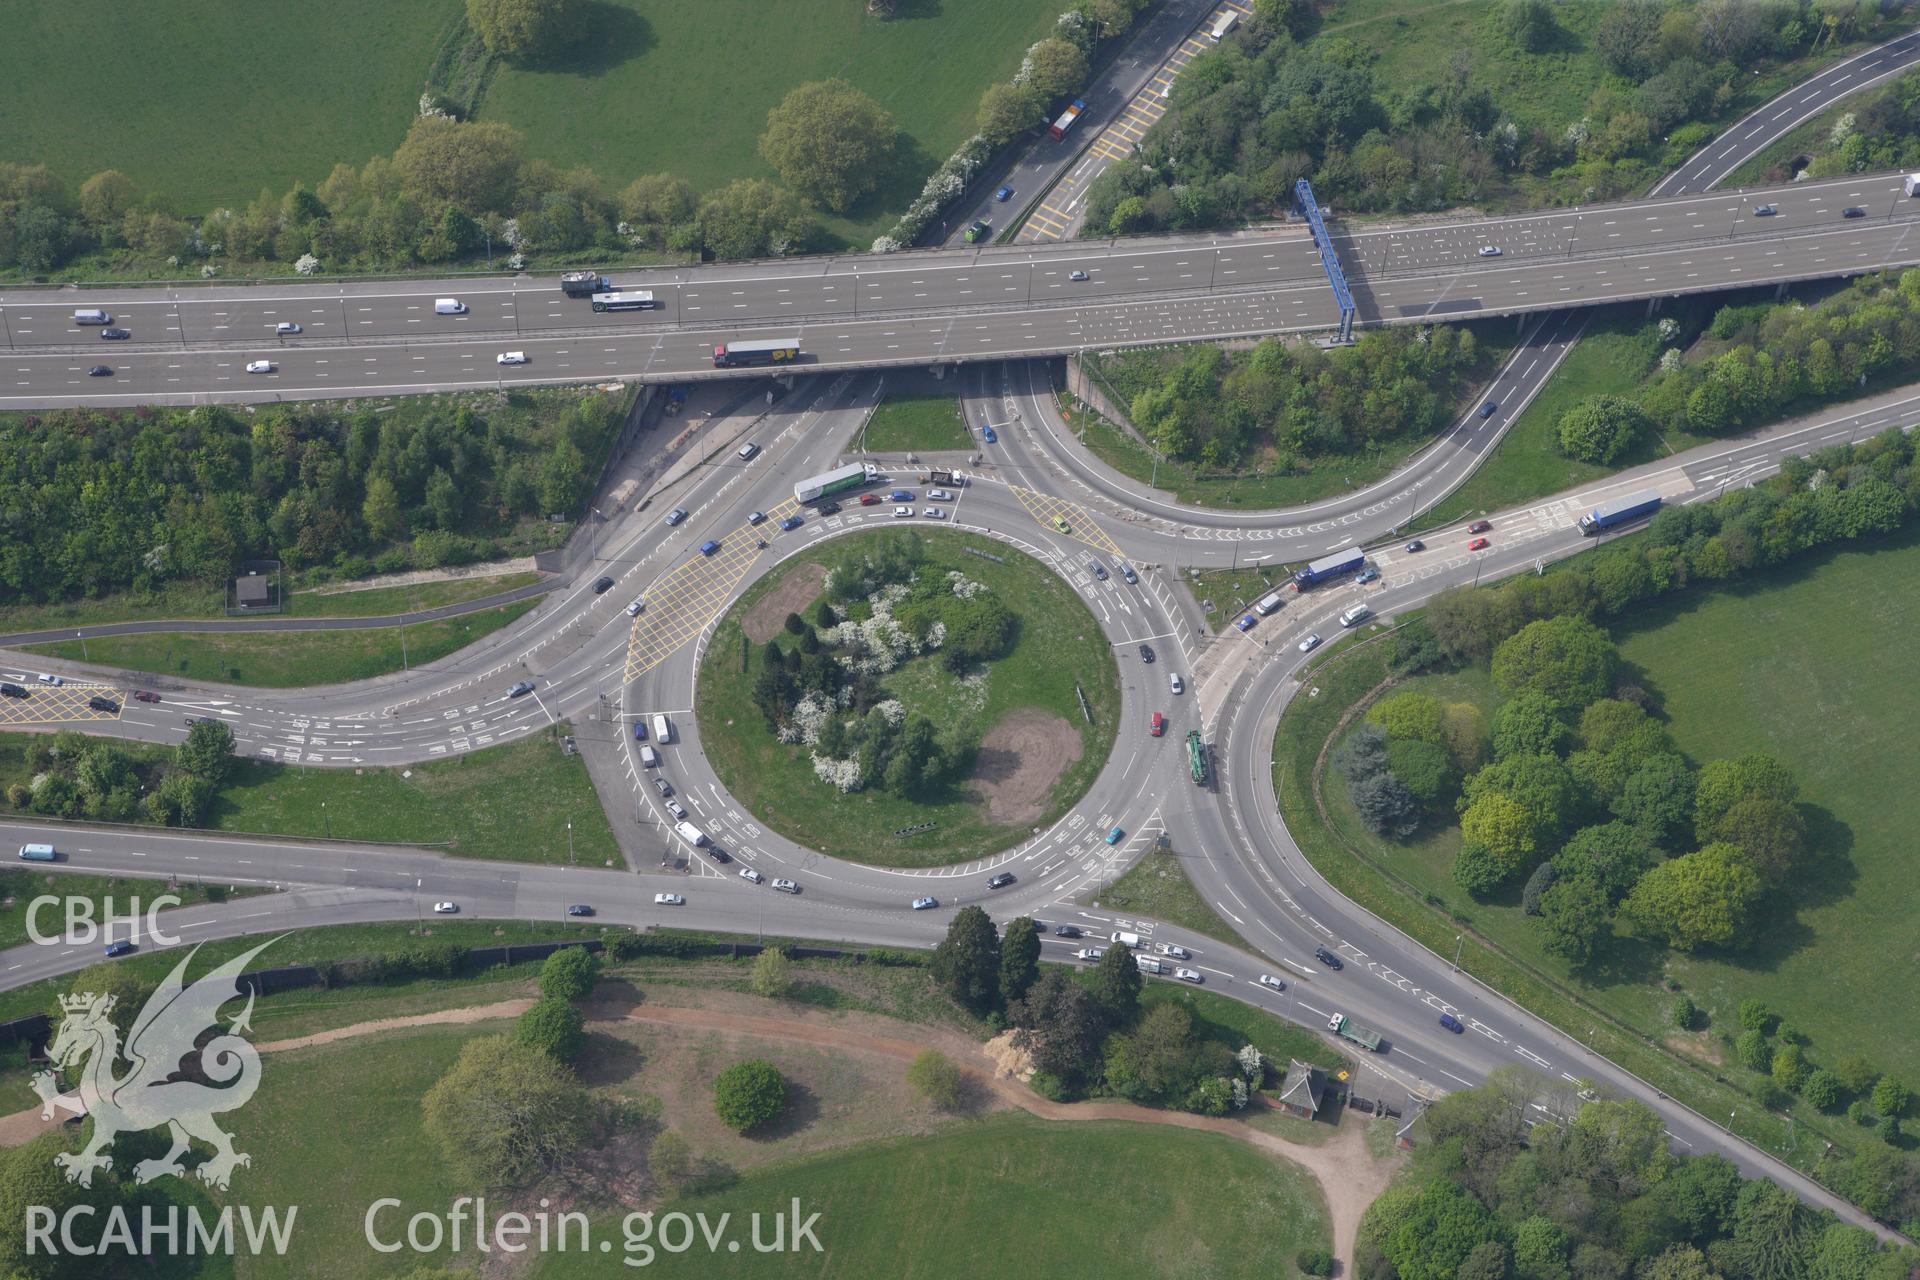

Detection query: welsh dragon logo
xmin=31 ymin=938 xmax=278 ymax=1190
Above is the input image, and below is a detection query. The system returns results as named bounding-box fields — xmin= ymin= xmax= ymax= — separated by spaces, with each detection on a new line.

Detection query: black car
xmin=1404 ymin=539 xmax=1425 ymax=553
xmin=100 ymin=328 xmax=131 ymax=340
xmin=819 ymin=500 xmax=842 ymax=515
xmin=1314 ymin=946 xmax=1343 ymax=970
xmin=593 ymin=576 xmax=616 ymax=594
xmin=652 ymin=776 xmax=673 ymax=797
xmin=1053 ymin=925 xmax=1082 ymax=938
xmin=1842 ymin=206 xmax=1866 ymax=218
xmin=87 ymin=695 xmax=120 ymax=713
xmin=0 ymin=683 xmax=27 ymax=699
xmin=1137 ymin=644 xmax=1155 ymax=664
xmin=87 ymin=365 xmax=112 ymax=377
xmin=567 ymin=904 xmax=595 ymax=917
xmin=705 ymin=847 xmax=732 ymax=864
xmin=507 ymin=680 xmax=535 ymax=698
xmin=987 ymin=872 xmax=1016 ymax=889
xmin=1088 ymin=562 xmax=1108 ymax=581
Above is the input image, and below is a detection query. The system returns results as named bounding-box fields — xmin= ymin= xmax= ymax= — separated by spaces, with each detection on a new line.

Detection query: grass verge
xmin=860 ymin=392 xmax=970 ymax=453
xmin=698 ymin=529 xmax=1119 ymax=867
xmin=23 ymin=600 xmax=538 ymax=687
xmin=1100 ymin=848 xmax=1249 ymax=953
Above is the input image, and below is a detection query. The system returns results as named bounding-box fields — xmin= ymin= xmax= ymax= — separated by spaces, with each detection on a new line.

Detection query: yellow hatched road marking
xmin=0 ymin=683 xmax=126 ymax=726
xmin=622 ymin=500 xmax=801 ymax=682
xmin=1007 ymin=486 xmax=1123 ymax=558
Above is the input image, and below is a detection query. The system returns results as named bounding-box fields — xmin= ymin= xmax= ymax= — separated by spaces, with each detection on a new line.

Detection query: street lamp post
xmin=321 ymin=801 xmax=330 ymax=839
xmin=1452 ymin=934 xmax=1464 ymax=971
xmin=567 ymin=822 xmax=574 ymax=864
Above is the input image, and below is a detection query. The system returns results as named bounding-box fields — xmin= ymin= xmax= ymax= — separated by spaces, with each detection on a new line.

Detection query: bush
xmin=515 ymin=996 xmax=586 ymax=1063
xmin=1668 ymin=995 xmax=1700 ymax=1032
xmin=1297 ymin=1247 xmax=1334 ymax=1277
xmin=749 ymin=946 xmax=796 ymax=998
xmin=1736 ymin=1030 xmax=1771 ymax=1073
xmin=538 ymin=945 xmax=599 ymax=1003
xmin=905 ymin=1050 xmax=964 ymax=1110
xmin=1802 ymin=1069 xmax=1842 ymax=1112
xmin=1737 ymin=999 xmax=1776 ymax=1033
xmin=1521 ymin=861 xmax=1557 ymax=916
xmin=713 ymin=1059 xmax=786 ymax=1133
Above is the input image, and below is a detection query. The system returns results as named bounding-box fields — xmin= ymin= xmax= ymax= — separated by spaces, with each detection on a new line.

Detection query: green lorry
xmin=1328 ymin=1012 xmax=1383 ymax=1052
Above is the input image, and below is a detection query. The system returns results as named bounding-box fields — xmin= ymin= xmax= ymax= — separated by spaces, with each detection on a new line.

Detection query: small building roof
xmin=1278 ymin=1058 xmax=1326 ymax=1113
xmin=235 ymin=575 xmax=273 ymax=605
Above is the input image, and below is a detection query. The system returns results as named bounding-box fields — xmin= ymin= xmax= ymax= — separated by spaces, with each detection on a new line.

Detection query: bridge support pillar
xmin=1775 ymin=281 xmax=1789 ymax=301
xmin=1645 ymin=295 xmax=1664 ymax=318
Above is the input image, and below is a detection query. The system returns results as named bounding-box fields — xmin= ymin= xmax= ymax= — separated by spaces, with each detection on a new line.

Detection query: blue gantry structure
xmin=1295 ymin=178 xmax=1355 ymax=343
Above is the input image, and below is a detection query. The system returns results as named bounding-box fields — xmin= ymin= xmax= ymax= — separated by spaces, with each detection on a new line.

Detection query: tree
xmin=999 ymin=916 xmax=1041 ymax=1004
xmin=515 ymin=995 xmax=586 ymax=1063
xmin=177 ymin=717 xmax=237 ymax=783
xmin=465 ymin=0 xmax=585 ymax=61
xmin=1726 ymin=1179 xmax=1817 ymax=1280
xmin=1571 ymin=1097 xmax=1671 ymax=1195
xmin=538 ymin=945 xmax=599 ymax=1003
xmin=1801 ymin=1069 xmax=1842 ymax=1112
xmin=1454 ymin=840 xmax=1512 ymax=898
xmin=1737 ymin=1029 xmax=1772 ymax=1073
xmin=713 ymin=1059 xmax=786 ymax=1133
xmin=1089 ymin=942 xmax=1144 ymax=1021
xmin=1692 ymin=754 xmax=1798 ymax=842
xmin=1771 ymin=1043 xmax=1810 ymax=1092
xmin=758 ymin=80 xmax=896 ymax=213
xmin=1368 ymin=691 xmax=1448 ymax=744
xmin=1351 ymin=769 xmax=1420 ymax=837
xmin=1491 ymin=617 xmax=1619 ymax=707
xmin=1611 ymin=753 xmax=1695 ymax=849
xmin=392 ymin=117 xmax=524 ymax=212
xmin=932 ymin=906 xmax=1001 ymax=1012
xmin=619 ymin=173 xmax=696 ymax=231
xmin=1832 ymin=1055 xmax=1879 ymax=1096
xmin=1512 ymin=1216 xmax=1571 ymax=1280
xmin=1387 ymin=738 xmax=1455 ymax=808
xmin=1459 ymin=793 xmax=1536 ymax=884
xmin=1624 ymin=843 xmax=1764 ymax=951
xmin=1105 ymin=1002 xmax=1210 ymax=1102
xmin=1503 ymin=0 xmax=1559 ymax=52
xmin=749 ymin=946 xmax=796 ymax=998
xmin=695 ymin=178 xmax=817 ymax=260
xmin=1738 ymin=999 xmax=1777 ymax=1033
xmin=1008 ymin=969 xmax=1108 ymax=1079
xmin=977 ymin=81 xmax=1045 ymax=145
xmin=77 ymin=170 xmax=139 ymax=234
xmin=1709 ymin=793 xmax=1805 ymax=885
xmin=1638 ymin=1245 xmax=1714 ymax=1280
xmin=1552 ymin=822 xmax=1655 ymax=903
xmin=906 ymin=1049 xmax=964 ymax=1110
xmin=1494 ymin=692 xmax=1571 ymax=760
xmin=1557 ymin=396 xmax=1649 ymax=464
xmin=1870 ymin=1075 xmax=1910 ymax=1118
xmin=1022 ymin=38 xmax=1090 ymax=102
xmin=422 ymin=1035 xmax=590 ymax=1186
xmin=362 ymin=473 xmax=406 ymax=540
xmin=1459 ymin=1241 xmax=1513 ymax=1280
xmin=1594 ymin=0 xmax=1665 ymax=77
xmin=1369 ymin=1176 xmax=1506 ymax=1280
xmin=0 ymin=1132 xmax=122 ymax=1279
xmin=1538 ymin=874 xmax=1611 ymax=967
xmin=1521 ymin=861 xmax=1558 ymax=916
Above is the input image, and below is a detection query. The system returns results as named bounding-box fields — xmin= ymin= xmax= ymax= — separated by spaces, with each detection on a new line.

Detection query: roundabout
xmin=693 ymin=527 xmax=1120 ymax=868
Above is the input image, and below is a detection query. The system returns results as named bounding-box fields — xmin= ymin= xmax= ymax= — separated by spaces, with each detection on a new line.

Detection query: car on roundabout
xmin=700 ymin=540 xmax=721 ymax=555
xmin=982 ymin=425 xmax=998 ymax=443
xmin=1257 ymin=973 xmax=1286 ymax=991
xmin=748 ymin=511 xmax=766 ymax=525
xmin=654 ymin=892 xmax=685 ymax=906
xmin=1174 ymin=967 xmax=1203 ymax=984
xmin=133 ymin=690 xmax=161 ymax=704
xmin=778 ymin=515 xmax=803 ymax=531
xmin=1314 ymin=946 xmax=1342 ymax=969
xmin=1298 ymin=633 xmax=1322 ymax=653
xmin=508 ymin=680 xmax=535 ymax=698
xmin=1156 ymin=942 xmax=1189 ymax=959
xmin=1404 ymin=539 xmax=1425 ymax=553
xmin=1356 ymin=566 xmax=1381 ymax=584
xmin=104 ymin=941 xmax=136 ymax=958
xmin=1235 ymin=614 xmax=1256 ymax=631
xmin=1469 ymin=536 xmax=1491 ymax=551
xmin=1138 ymin=644 xmax=1155 ymax=664
xmin=1054 ymin=925 xmax=1082 ymax=938
xmin=893 ymin=506 xmax=914 ymax=518
xmin=1074 ymin=947 xmax=1106 ymax=961
xmin=911 ymin=896 xmax=939 ymax=911
xmin=987 ymin=872 xmax=1016 ymax=889
xmin=1467 ymin=519 xmax=1493 ymax=534
xmin=922 ymin=507 xmax=945 ymax=520
xmin=1440 ymin=1013 xmax=1466 ymax=1033
xmin=859 ymin=493 xmax=882 ymax=506
xmin=1051 ymin=516 xmax=1071 ymax=534
xmin=432 ymin=901 xmax=458 ymax=914
xmin=771 ymin=878 xmax=800 ymax=894
xmin=739 ymin=867 xmax=764 ymax=885
xmin=1105 ymin=826 xmax=1124 ymax=845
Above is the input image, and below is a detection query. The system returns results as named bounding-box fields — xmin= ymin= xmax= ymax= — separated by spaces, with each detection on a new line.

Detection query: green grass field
xmin=0 ymin=0 xmax=460 ymax=213
xmin=698 ymin=530 xmax=1119 ymax=867
xmin=1417 ymin=311 xmax=1714 ymax=530
xmin=0 ymin=869 xmax=254 ymax=952
xmin=0 ymin=571 xmax=542 ymax=634
xmin=860 ymin=393 xmax=971 ymax=453
xmin=23 ymin=600 xmax=538 ymax=687
xmin=479 ymin=0 xmax=1062 ymax=250
xmin=532 ymin=1114 xmax=1328 ymax=1280
xmin=212 ymin=723 xmax=619 ymax=864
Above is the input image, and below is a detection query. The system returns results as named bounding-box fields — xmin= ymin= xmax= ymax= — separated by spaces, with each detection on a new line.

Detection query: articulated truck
xmin=1328 ymin=1013 xmax=1383 ymax=1052
xmin=1576 ymin=488 xmax=1662 ymax=535
xmin=1293 ymin=548 xmax=1365 ymax=589
xmin=1187 ymin=730 xmax=1208 ymax=785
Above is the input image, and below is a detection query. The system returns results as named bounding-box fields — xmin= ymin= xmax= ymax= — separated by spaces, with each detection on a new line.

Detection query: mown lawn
xmin=0 ymin=0 xmax=460 ymax=212
xmin=861 ymin=392 xmax=971 ymax=453
xmin=212 ymin=723 xmax=618 ymax=865
xmin=479 ymin=0 xmax=1062 ymax=251
xmin=533 ymin=1113 xmax=1329 ymax=1280
xmin=23 ymin=600 xmax=538 ymax=688
xmin=698 ymin=530 xmax=1119 ymax=867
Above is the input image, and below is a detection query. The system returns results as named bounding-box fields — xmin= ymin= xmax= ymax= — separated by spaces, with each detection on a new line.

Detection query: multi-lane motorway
xmin=4 ymin=170 xmax=1920 ymax=407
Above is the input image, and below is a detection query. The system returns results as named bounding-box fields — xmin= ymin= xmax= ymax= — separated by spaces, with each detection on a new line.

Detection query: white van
xmin=1210 ymin=11 xmax=1238 ymax=39
xmin=651 ymin=713 xmax=671 ymax=743
xmin=1339 ymin=604 xmax=1372 ymax=628
xmin=1254 ymin=592 xmax=1284 ymax=617
xmin=639 ymin=745 xmax=659 ymax=768
xmin=1136 ymin=956 xmax=1166 ymax=975
xmin=673 ymin=820 xmax=708 ymax=848
xmin=73 ymin=309 xmax=111 ymax=326
xmin=1110 ymin=930 xmax=1144 ymax=949
xmin=434 ymin=298 xmax=467 ymax=315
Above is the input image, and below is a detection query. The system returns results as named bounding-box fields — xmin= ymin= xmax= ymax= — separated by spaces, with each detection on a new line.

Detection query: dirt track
xmin=742 ymin=561 xmax=829 ymax=642
xmin=3 ymin=996 xmax=1396 ymax=1265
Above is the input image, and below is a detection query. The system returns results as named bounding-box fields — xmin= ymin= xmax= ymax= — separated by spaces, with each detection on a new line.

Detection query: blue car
xmin=995 ymin=184 xmax=1014 ymax=202
xmin=778 ymin=515 xmax=802 ymax=531
xmin=1355 ymin=566 xmax=1381 ymax=585
xmin=1105 ymin=826 xmax=1124 ymax=845
xmin=700 ymin=540 xmax=720 ymax=556
xmin=104 ymin=940 xmax=135 ymax=958
xmin=1236 ymin=614 xmax=1256 ymax=631
xmin=888 ymin=489 xmax=913 ymax=501
xmin=633 ymin=722 xmax=647 ymax=741
xmin=982 ymin=425 xmax=997 ymax=443
xmin=1439 ymin=1013 xmax=1466 ymax=1033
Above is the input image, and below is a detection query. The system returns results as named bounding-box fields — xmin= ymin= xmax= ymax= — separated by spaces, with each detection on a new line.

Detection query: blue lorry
xmin=1292 ymin=548 xmax=1366 ymax=589
xmin=1577 ymin=488 xmax=1662 ymax=535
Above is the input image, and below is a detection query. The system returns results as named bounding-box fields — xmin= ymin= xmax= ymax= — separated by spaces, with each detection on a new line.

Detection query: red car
xmin=132 ymin=691 xmax=161 ymax=704
xmin=859 ymin=493 xmax=882 ymax=506
xmin=1467 ymin=520 xmax=1492 ymax=534
xmin=1150 ymin=712 xmax=1165 ymax=736
xmin=1468 ymin=537 xmax=1491 ymax=551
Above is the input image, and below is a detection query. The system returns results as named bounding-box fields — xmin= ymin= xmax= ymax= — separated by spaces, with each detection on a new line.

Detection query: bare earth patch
xmin=742 ymin=562 xmax=828 ymax=643
xmin=970 ymin=709 xmax=1082 ymax=826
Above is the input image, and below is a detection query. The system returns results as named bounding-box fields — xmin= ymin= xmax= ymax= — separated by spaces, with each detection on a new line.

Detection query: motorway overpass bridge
xmin=2 ymin=172 xmax=1918 ymax=407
